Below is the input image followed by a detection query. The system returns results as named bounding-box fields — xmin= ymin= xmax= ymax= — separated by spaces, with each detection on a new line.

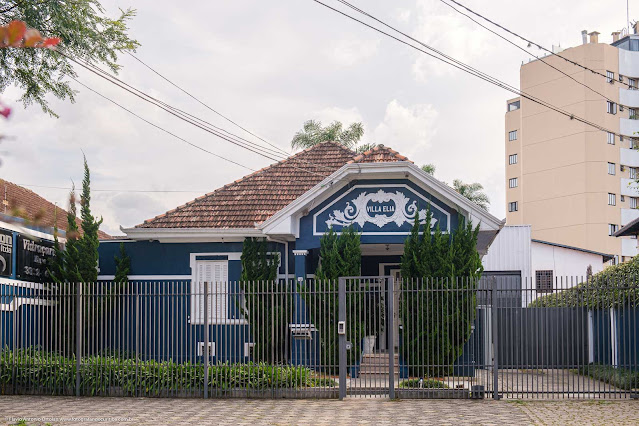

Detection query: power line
xmin=17 ymin=184 xmax=209 ymax=193
xmin=315 ymin=0 xmax=627 ymax=139
xmin=438 ymin=0 xmax=615 ymax=103
xmin=58 ymin=50 xmax=342 ymax=178
xmin=126 ymin=52 xmax=291 ymax=158
xmin=443 ymin=0 xmax=636 ymax=90
xmin=70 ymin=76 xmax=257 ymax=172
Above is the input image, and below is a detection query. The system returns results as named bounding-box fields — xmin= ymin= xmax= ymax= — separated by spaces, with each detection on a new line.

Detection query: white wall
xmin=531 ymin=241 xmax=605 ymax=289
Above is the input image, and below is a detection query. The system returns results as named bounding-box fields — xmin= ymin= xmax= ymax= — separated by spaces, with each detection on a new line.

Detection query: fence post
xmin=135 ymin=283 xmax=140 ymax=397
xmin=491 ymin=277 xmax=500 ymax=400
xmin=203 ymin=281 xmax=209 ymax=399
xmin=338 ymin=278 xmax=346 ymax=400
xmin=75 ymin=282 xmax=82 ymax=397
xmin=387 ymin=276 xmax=395 ymax=399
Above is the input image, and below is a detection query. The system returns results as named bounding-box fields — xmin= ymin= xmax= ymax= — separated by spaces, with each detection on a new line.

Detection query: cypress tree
xmin=78 ymin=155 xmax=103 ymax=283
xmin=114 ymin=243 xmax=131 ymax=284
xmin=65 ymin=188 xmax=83 ymax=284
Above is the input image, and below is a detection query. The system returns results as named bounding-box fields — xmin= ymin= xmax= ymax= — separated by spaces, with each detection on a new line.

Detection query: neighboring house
xmin=505 ymin=24 xmax=639 ymax=265
xmin=0 ymin=179 xmax=108 ymax=287
xmin=482 ymin=225 xmax=612 ymax=306
xmin=97 ymin=142 xmax=504 ymax=362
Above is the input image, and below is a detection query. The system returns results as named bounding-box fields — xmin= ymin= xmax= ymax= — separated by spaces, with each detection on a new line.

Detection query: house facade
xmin=97 ymin=142 xmax=503 ymax=364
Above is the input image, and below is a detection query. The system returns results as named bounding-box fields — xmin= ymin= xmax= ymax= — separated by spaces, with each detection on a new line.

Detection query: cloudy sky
xmin=0 ymin=0 xmax=631 ymax=235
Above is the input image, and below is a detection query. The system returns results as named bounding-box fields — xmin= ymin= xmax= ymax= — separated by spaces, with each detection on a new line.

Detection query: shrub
xmin=398 ymin=378 xmax=448 ymax=389
xmin=0 ymin=348 xmax=335 ymax=396
xmin=576 ymin=364 xmax=639 ymax=391
xmin=530 ymin=257 xmax=639 ymax=308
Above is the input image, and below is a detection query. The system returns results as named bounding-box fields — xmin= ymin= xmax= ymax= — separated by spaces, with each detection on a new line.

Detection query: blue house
xmin=97 ymin=142 xmax=503 ymax=367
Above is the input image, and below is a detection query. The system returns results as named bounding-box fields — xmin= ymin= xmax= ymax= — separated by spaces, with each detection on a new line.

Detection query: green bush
xmin=0 ymin=348 xmax=335 ymax=396
xmin=398 ymin=378 xmax=448 ymax=389
xmin=530 ymin=256 xmax=639 ymax=308
xmin=576 ymin=364 xmax=639 ymax=390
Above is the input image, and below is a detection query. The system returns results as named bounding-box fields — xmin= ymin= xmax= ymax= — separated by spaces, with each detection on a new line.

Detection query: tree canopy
xmin=452 ymin=179 xmax=490 ymax=210
xmin=291 ymin=120 xmax=368 ymax=151
xmin=0 ymin=1 xmax=139 ymax=116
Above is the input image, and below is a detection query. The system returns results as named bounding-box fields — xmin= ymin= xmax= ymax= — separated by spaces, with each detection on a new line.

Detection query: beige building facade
xmin=506 ymin=28 xmax=639 ymax=264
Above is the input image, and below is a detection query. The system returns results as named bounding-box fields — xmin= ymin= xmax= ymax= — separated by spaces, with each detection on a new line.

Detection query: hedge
xmin=0 ymin=349 xmax=335 ymax=396
xmin=398 ymin=378 xmax=448 ymax=389
xmin=529 ymin=257 xmax=639 ymax=308
xmin=576 ymin=364 xmax=639 ymax=391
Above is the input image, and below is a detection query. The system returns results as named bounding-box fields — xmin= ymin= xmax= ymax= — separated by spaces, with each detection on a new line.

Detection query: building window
xmin=631 ymin=168 xmax=637 ymax=179
xmin=192 ymin=260 xmax=230 ymax=324
xmin=536 ymin=270 xmax=554 ymax=294
xmin=608 ymin=162 xmax=616 ymax=175
xmin=609 ymin=224 xmax=619 ymax=236
xmin=607 ymin=70 xmax=615 ymax=83
xmin=509 ymin=178 xmax=518 ymax=188
xmin=607 ymin=101 xmax=617 ymax=114
xmin=631 ymin=197 xmax=638 ymax=209
xmin=607 ymin=132 xmax=615 ymax=144
xmin=608 ymin=193 xmax=616 ymax=206
xmin=630 ymin=78 xmax=638 ymax=90
xmin=610 ymin=255 xmax=620 ymax=266
xmin=508 ymin=130 xmax=518 ymax=141
xmin=508 ymin=201 xmax=518 ymax=212
xmin=507 ymin=100 xmax=520 ymax=111
xmin=630 ymin=108 xmax=638 ymax=120
xmin=631 ymin=138 xmax=639 ymax=149
xmin=508 ymin=154 xmax=518 ymax=165
xmin=621 ymin=195 xmax=625 ymax=202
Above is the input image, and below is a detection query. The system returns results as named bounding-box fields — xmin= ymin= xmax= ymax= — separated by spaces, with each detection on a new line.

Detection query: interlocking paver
xmin=0 ymin=396 xmax=638 ymax=425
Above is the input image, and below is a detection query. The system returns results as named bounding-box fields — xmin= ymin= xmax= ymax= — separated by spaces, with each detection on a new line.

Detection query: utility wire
xmin=444 ymin=0 xmax=636 ymax=90
xmin=438 ymin=0 xmax=615 ymax=103
xmin=126 ymin=52 xmax=291 ymax=157
xmin=18 ymin=184 xmax=209 ymax=193
xmin=317 ymin=0 xmax=627 ymax=138
xmin=58 ymin=50 xmax=342 ymax=176
xmin=70 ymin=76 xmax=256 ymax=172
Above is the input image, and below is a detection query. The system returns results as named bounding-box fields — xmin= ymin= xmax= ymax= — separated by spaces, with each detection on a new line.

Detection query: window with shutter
xmin=192 ymin=260 xmax=229 ymax=324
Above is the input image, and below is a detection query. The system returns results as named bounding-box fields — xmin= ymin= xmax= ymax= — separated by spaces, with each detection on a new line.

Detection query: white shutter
xmin=193 ymin=260 xmax=228 ymax=324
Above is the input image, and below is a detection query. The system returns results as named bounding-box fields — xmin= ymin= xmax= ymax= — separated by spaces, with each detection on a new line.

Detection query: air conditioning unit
xmin=197 ymin=341 xmax=215 ymax=357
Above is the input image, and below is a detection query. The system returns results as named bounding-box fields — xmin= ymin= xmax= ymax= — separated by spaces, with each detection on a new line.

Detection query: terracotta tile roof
xmin=0 ymin=179 xmax=111 ymax=239
xmin=137 ymin=142 xmax=412 ymax=229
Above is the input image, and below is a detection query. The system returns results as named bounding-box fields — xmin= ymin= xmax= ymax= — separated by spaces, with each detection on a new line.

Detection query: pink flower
xmin=0 ymin=106 xmax=10 ymax=119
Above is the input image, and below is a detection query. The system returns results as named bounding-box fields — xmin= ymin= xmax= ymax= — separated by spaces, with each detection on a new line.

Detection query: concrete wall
xmin=531 ymin=241 xmax=605 ymax=285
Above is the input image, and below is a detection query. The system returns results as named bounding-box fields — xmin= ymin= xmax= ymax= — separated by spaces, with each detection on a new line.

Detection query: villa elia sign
xmin=314 ymin=185 xmax=450 ymax=235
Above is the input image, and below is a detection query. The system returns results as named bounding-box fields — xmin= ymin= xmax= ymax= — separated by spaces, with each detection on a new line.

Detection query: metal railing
xmin=0 ymin=276 xmax=637 ymax=399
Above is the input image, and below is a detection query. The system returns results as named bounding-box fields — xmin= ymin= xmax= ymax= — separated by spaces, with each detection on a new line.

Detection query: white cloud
xmin=325 ymin=39 xmax=380 ymax=67
xmin=395 ymin=8 xmax=412 ymax=23
xmin=371 ymin=100 xmax=438 ymax=157
xmin=312 ymin=106 xmax=365 ymax=127
xmin=411 ymin=0 xmax=494 ymax=82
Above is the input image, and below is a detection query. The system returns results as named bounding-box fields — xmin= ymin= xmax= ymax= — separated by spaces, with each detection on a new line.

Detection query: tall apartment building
xmin=506 ymin=26 xmax=639 ymax=264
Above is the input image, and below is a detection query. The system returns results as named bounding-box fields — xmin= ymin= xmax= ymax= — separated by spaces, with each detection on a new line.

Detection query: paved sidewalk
xmin=1 ymin=396 xmax=638 ymax=425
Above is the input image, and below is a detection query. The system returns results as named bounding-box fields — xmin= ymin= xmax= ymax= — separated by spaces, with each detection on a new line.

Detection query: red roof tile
xmin=137 ymin=142 xmax=411 ymax=229
xmin=0 ymin=179 xmax=111 ymax=239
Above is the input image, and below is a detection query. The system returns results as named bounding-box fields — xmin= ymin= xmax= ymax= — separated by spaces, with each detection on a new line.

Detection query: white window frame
xmin=608 ymin=162 xmax=616 ymax=175
xmin=608 ymin=193 xmax=616 ymax=206
xmin=508 ymin=154 xmax=518 ymax=165
xmin=508 ymin=201 xmax=518 ymax=212
xmin=607 ymin=132 xmax=615 ymax=145
xmin=609 ymin=224 xmax=618 ymax=236
xmin=631 ymin=197 xmax=638 ymax=209
xmin=607 ymin=101 xmax=617 ymax=114
xmin=606 ymin=70 xmax=614 ymax=83
xmin=509 ymin=178 xmax=518 ymax=188
xmin=190 ymin=258 xmax=246 ymax=325
xmin=508 ymin=130 xmax=518 ymax=141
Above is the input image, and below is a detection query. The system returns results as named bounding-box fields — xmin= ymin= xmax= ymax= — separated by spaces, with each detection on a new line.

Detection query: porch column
xmin=293 ymin=250 xmax=308 ymax=282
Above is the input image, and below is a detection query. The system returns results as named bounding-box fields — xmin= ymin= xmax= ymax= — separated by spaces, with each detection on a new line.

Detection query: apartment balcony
xmin=622 ymin=238 xmax=639 ymax=257
xmin=620 ymin=88 xmax=639 ymax=108
xmin=620 ymin=118 xmax=639 ymax=137
xmin=620 ymin=148 xmax=639 ymax=167
xmin=621 ymin=178 xmax=639 ymax=196
xmin=621 ymin=208 xmax=639 ymax=226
